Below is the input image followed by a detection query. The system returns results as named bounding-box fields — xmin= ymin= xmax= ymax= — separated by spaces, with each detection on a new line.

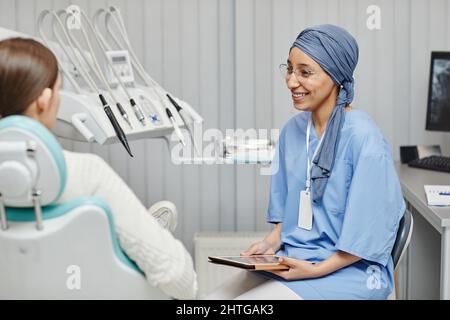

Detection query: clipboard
xmin=208 ymin=255 xmax=289 ymax=271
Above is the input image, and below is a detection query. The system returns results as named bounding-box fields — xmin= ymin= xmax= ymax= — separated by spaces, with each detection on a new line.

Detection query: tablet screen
xmin=211 ymin=255 xmax=280 ymax=265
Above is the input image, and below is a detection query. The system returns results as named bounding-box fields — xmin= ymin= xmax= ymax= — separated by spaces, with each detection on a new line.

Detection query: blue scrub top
xmin=265 ymin=109 xmax=405 ymax=299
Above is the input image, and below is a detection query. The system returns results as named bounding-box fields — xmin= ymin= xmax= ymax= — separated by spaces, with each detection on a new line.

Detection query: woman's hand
xmin=270 ymin=251 xmax=362 ymax=281
xmin=269 ymin=257 xmax=322 ymax=280
xmin=240 ymin=239 xmax=280 ymax=256
xmin=241 ymin=223 xmax=282 ymax=256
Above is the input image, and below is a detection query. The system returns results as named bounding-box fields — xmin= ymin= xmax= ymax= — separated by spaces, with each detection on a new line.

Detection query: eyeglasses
xmin=279 ymin=63 xmax=316 ymax=82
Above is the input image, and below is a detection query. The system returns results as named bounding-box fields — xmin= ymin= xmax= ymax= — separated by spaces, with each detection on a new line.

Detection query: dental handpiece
xmin=115 ymin=102 xmax=132 ymax=129
xmin=130 ymin=98 xmax=146 ymax=126
xmin=166 ymin=94 xmax=200 ymax=155
xmin=99 ymin=94 xmax=134 ymax=157
xmin=165 ymin=108 xmax=186 ymax=146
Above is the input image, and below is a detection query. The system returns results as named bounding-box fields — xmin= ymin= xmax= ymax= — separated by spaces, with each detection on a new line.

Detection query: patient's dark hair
xmin=0 ymin=37 xmax=59 ymax=118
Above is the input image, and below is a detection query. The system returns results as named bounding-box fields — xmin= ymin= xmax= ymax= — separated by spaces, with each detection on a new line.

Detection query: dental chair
xmin=389 ymin=209 xmax=414 ymax=299
xmin=0 ymin=116 xmax=168 ymax=299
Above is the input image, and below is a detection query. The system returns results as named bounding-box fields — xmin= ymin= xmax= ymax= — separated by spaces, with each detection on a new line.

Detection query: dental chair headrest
xmin=0 ymin=115 xmax=66 ymax=207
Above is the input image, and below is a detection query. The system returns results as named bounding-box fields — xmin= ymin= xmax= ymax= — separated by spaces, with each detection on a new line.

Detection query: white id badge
xmin=298 ymin=190 xmax=313 ymax=230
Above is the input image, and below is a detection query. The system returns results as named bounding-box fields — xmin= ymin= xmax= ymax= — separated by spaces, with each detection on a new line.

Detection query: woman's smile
xmin=291 ymin=91 xmax=310 ymax=102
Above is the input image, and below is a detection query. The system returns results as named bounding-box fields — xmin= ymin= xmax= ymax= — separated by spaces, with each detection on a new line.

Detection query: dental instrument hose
xmin=91 ymin=9 xmax=146 ymax=126
xmin=104 ymin=7 xmax=196 ymax=147
xmin=106 ymin=7 xmax=200 ymax=128
xmin=65 ymin=10 xmax=132 ymax=129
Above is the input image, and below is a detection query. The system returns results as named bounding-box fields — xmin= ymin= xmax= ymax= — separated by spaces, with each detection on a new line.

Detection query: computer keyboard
xmin=408 ymin=155 xmax=450 ymax=173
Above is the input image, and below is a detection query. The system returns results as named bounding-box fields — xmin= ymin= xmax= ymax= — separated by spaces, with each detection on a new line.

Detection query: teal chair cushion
xmin=6 ymin=196 xmax=143 ymax=274
xmin=0 ymin=115 xmax=67 ymax=200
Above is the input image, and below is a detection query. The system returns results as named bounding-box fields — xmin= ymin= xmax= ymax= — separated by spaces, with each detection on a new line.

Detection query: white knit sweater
xmin=57 ymin=150 xmax=198 ymax=299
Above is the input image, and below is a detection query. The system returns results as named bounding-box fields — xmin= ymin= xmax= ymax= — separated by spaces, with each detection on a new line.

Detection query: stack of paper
xmin=424 ymin=185 xmax=450 ymax=206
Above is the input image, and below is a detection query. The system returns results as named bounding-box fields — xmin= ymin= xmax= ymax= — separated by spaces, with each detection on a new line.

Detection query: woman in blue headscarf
xmin=208 ymin=24 xmax=405 ymax=300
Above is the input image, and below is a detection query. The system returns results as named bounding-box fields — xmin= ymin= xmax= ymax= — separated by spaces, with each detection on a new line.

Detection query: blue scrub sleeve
xmin=335 ymin=152 xmax=405 ymax=266
xmin=267 ymin=128 xmax=287 ymax=224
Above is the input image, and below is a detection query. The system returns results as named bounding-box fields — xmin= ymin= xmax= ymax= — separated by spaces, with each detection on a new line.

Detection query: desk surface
xmin=396 ymin=163 xmax=450 ymax=231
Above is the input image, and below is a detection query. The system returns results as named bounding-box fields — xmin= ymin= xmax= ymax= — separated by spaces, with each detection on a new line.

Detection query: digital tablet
xmin=208 ymin=255 xmax=289 ymax=271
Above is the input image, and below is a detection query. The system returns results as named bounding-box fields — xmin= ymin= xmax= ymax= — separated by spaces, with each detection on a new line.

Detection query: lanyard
xmin=306 ymin=118 xmax=326 ymax=192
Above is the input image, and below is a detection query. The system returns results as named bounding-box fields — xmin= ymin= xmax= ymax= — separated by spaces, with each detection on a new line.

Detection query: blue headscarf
xmin=291 ymin=24 xmax=359 ymax=203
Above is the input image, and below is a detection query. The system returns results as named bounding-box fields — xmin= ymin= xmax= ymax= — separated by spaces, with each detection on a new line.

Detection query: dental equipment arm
xmin=104 ymin=7 xmax=202 ymax=142
xmin=89 ymin=9 xmax=146 ymax=126
xmin=64 ymin=10 xmax=132 ymax=130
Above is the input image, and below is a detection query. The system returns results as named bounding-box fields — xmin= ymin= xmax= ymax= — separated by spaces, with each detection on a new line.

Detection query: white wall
xmin=1 ymin=0 xmax=450 ymax=253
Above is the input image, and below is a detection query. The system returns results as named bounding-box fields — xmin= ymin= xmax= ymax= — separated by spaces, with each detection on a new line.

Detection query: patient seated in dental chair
xmin=0 ymin=37 xmax=197 ymax=299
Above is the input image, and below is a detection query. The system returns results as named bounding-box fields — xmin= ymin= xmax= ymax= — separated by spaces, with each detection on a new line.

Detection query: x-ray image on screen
xmin=426 ymin=52 xmax=450 ymax=132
